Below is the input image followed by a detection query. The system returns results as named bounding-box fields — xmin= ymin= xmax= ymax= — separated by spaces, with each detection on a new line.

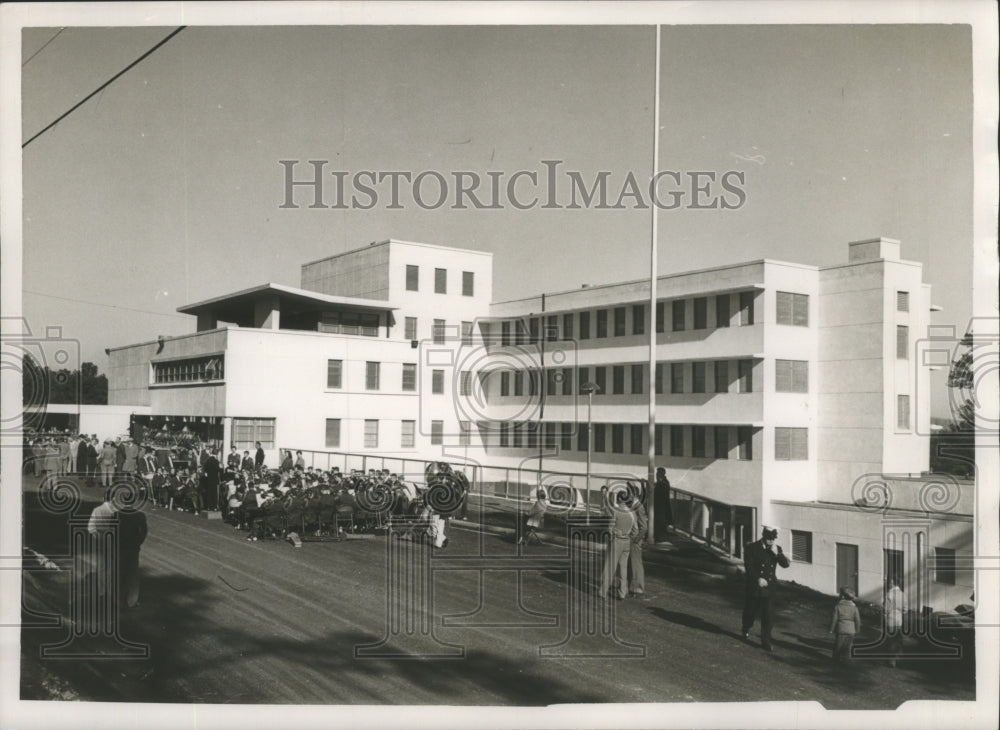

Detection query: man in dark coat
xmin=741 ymin=526 xmax=790 ymax=651
xmin=116 ymin=497 xmax=148 ymax=609
xmin=201 ymin=448 xmax=222 ymax=511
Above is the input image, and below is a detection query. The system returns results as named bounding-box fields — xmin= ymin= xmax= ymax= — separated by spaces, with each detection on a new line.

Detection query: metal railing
xmin=287 ymin=448 xmax=755 ymax=557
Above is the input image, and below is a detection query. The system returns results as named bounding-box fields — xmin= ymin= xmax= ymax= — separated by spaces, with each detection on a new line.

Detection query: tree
xmin=930 ymin=332 xmax=977 ymax=477
xmin=21 ymin=356 xmax=108 ymax=406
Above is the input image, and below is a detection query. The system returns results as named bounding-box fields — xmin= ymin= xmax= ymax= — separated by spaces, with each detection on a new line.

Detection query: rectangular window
xmin=672 ymin=300 xmax=686 ymax=331
xmin=152 ymin=355 xmax=225 ymax=384
xmin=401 ymin=420 xmax=415 ymax=448
xmin=669 ymin=425 xmax=684 ymax=457
xmin=737 ymin=426 xmax=753 ymax=460
xmin=897 ymin=394 xmax=911 ymax=430
xmin=897 ymin=325 xmax=909 ymax=360
xmin=631 ymin=363 xmax=643 ymax=394
xmin=461 ymin=320 xmax=473 ymax=346
xmin=529 ymin=317 xmax=539 ymax=344
xmin=714 ymin=361 xmax=728 ymax=394
xmin=561 ymin=422 xmax=573 ymax=452
xmin=462 ymin=271 xmax=474 ymax=297
xmin=595 ymin=366 xmax=606 ymax=394
xmin=546 ymin=369 xmax=557 ymax=397
xmin=402 ymin=363 xmax=417 ymax=391
xmin=527 ymin=369 xmax=539 ymax=397
xmin=434 ymin=267 xmax=447 ymax=294
xmin=364 ymin=419 xmax=379 ymax=448
xmin=325 ymin=419 xmax=341 ymax=449
xmin=776 ymin=291 xmax=809 ymax=326
xmin=546 ymin=315 xmax=558 ymax=342
xmin=596 ymin=309 xmax=608 ymax=338
xmin=775 ymin=427 xmax=808 ymax=460
xmin=775 ymin=360 xmax=809 ymax=393
xmin=630 ymin=424 xmax=644 ymax=455
xmin=512 ymin=423 xmax=523 ymax=448
xmin=515 ymin=319 xmax=528 ymax=346
xmin=514 ymin=370 xmax=524 ymax=397
xmin=543 ymin=422 xmax=557 ymax=449
xmin=577 ymin=423 xmax=589 ymax=452
xmin=934 ymin=547 xmax=956 ymax=585
xmin=593 ymin=423 xmax=606 ymax=453
xmin=655 ymin=362 xmax=664 ymax=394
xmin=693 ymin=297 xmax=707 ymax=329
xmin=365 ymin=361 xmax=380 ymax=390
xmin=526 ymin=423 xmax=538 ymax=450
xmin=459 ymin=420 xmax=471 ymax=447
xmin=632 ymin=304 xmax=645 ymax=335
xmin=561 ymin=367 xmax=573 ymax=396
xmin=612 ymin=365 xmax=625 ymax=395
xmin=654 ymin=424 xmax=664 ymax=456
xmin=405 ymin=265 xmax=419 ymax=291
xmin=716 ymin=294 xmax=730 ymax=328
xmin=614 ymin=307 xmax=626 ymax=336
xmin=578 ymin=366 xmax=589 ymax=394
xmin=670 ymin=426 xmax=684 ymax=456
xmin=713 ymin=426 xmax=729 ymax=459
xmin=562 ymin=313 xmax=574 ymax=341
xmin=896 ymin=291 xmax=909 ymax=312
xmin=671 ymin=363 xmax=684 ymax=394
xmin=738 ymin=359 xmax=753 ymax=393
xmin=499 ymin=422 xmax=510 ymax=447
xmin=430 ymin=420 xmax=443 ymax=445
xmin=579 ymin=311 xmax=591 ymax=340
xmin=432 ymin=369 xmax=445 ymax=394
xmin=319 ymin=311 xmax=380 ymax=337
xmin=459 ymin=370 xmax=472 ymax=396
xmin=656 ymin=301 xmax=665 ymax=333
xmin=327 ymin=359 xmax=343 ymax=389
xmin=691 ymin=426 xmax=706 ymax=457
xmin=433 ymin=319 xmax=446 ymax=345
xmin=501 ymin=320 xmax=511 ymax=347
xmin=611 ymin=424 xmax=624 ymax=453
xmin=500 ymin=371 xmax=510 ymax=396
xmin=791 ymin=530 xmax=813 ymax=563
xmin=404 ymin=317 xmax=417 ymax=341
xmin=739 ymin=291 xmax=755 ymax=325
xmin=692 ymin=362 xmax=706 ymax=393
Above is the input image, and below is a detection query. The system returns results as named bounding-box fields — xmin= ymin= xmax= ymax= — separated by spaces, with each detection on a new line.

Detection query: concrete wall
xmin=771 ymin=499 xmax=973 ymax=611
xmin=300 ymin=241 xmax=391 ymax=300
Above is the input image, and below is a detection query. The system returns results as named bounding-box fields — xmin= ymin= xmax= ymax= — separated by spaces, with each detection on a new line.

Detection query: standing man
xmin=227 ymin=444 xmax=241 ymax=470
xmin=58 ymin=438 xmax=71 ymax=475
xmin=122 ymin=438 xmax=139 ymax=474
xmin=68 ymin=434 xmax=80 ymax=473
xmin=140 ymin=448 xmax=157 ymax=502
xmin=294 ymin=450 xmax=306 ymax=471
xmin=653 ymin=466 xmax=674 ymax=536
xmin=627 ymin=487 xmax=648 ymax=597
xmin=254 ymin=441 xmax=265 ymax=470
xmin=115 ymin=493 xmax=148 ymax=609
xmin=599 ymin=490 xmax=638 ymax=600
xmin=202 ymin=448 xmax=222 ymax=511
xmin=99 ymin=441 xmax=117 ymax=487
xmin=741 ymin=526 xmax=790 ymax=652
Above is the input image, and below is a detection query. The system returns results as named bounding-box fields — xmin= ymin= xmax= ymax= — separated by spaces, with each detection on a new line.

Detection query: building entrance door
xmin=884 ymin=548 xmax=904 ymax=591
xmin=836 ymin=542 xmax=859 ymax=595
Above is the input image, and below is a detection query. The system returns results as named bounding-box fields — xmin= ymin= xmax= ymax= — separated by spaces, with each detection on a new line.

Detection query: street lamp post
xmin=580 ymin=382 xmax=600 ymax=524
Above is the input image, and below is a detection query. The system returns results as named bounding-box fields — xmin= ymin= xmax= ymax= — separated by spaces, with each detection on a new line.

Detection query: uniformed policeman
xmin=741 ymin=526 xmax=790 ymax=651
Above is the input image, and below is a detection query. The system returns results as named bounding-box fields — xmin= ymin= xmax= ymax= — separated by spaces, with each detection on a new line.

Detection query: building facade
xmin=107 ymin=236 xmax=972 ymax=609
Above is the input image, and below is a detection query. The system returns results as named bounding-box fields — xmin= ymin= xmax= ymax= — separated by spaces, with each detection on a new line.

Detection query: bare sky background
xmin=20 ymin=24 xmax=973 ymax=418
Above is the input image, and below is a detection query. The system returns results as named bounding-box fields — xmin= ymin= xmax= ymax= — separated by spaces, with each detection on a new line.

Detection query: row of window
xmin=786 ymin=531 xmax=958 ymax=588
xmin=152 ymin=356 xmax=224 ymax=384
xmin=403 ymin=317 xmax=474 ymax=345
xmin=493 ymin=290 xmax=812 ymax=347
xmin=324 ymin=418 xmax=471 ymax=449
xmin=405 ymin=265 xmax=475 ymax=296
xmin=318 ymin=311 xmax=380 ymax=337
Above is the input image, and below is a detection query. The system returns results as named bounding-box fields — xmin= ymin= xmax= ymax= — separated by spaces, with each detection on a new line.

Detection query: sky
xmin=18 ymin=22 xmax=975 ymax=418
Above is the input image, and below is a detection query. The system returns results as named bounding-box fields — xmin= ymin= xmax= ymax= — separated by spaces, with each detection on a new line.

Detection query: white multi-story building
xmin=107 ymin=237 xmax=972 ymax=610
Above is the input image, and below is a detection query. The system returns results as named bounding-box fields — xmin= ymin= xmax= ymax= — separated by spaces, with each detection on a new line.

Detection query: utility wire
xmin=22 ymin=28 xmax=66 ymax=68
xmin=22 ymin=26 xmax=186 ymax=149
xmin=23 ymin=289 xmax=190 ymax=320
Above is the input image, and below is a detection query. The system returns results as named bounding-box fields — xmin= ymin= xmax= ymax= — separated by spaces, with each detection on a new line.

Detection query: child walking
xmin=829 ymin=586 xmax=861 ymax=663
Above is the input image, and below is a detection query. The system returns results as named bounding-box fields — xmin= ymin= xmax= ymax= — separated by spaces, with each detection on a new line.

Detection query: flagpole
xmin=647 ymin=24 xmax=661 ymax=543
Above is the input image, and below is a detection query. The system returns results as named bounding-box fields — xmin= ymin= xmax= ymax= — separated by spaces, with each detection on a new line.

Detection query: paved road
xmin=20 ymin=476 xmax=975 ymax=706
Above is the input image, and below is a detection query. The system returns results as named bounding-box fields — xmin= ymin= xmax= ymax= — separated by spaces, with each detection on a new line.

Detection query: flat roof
xmin=177 ymin=283 xmax=397 ymax=318
xmin=300 ymin=238 xmax=493 ymax=268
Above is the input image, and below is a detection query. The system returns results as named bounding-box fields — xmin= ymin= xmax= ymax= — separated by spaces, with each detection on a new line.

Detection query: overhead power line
xmin=22 ymin=26 xmax=186 ymax=149
xmin=23 ymin=289 xmax=189 ymax=320
xmin=22 ymin=28 xmax=66 ymax=68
